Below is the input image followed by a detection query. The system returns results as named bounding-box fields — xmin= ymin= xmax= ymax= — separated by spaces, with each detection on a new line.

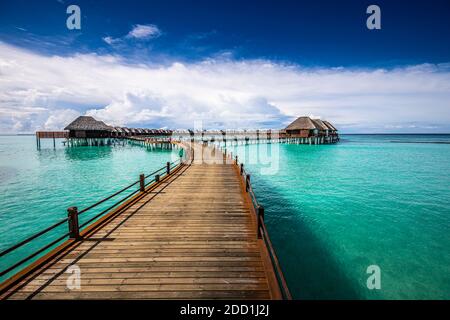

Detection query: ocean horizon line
xmin=2 ymin=132 xmax=450 ymax=136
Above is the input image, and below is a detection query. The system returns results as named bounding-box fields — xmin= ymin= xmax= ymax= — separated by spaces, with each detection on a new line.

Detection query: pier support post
xmin=257 ymin=205 xmax=264 ymax=239
xmin=235 ymin=155 xmax=238 ymax=165
xmin=166 ymin=162 xmax=171 ymax=175
xmin=155 ymin=174 xmax=160 ymax=182
xmin=246 ymin=174 xmax=250 ymax=192
xmin=36 ymin=134 xmax=40 ymax=150
xmin=67 ymin=207 xmax=80 ymax=240
xmin=240 ymin=163 xmax=244 ymax=175
xmin=139 ymin=174 xmax=145 ymax=192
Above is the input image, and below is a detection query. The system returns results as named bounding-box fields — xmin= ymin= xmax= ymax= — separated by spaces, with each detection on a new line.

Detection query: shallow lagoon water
xmin=1 ymin=134 xmax=449 ymax=299
xmin=227 ymin=135 xmax=450 ymax=299
xmin=0 ymin=136 xmax=178 ymax=280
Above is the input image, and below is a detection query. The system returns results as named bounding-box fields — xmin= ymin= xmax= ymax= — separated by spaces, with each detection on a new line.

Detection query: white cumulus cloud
xmin=102 ymin=36 xmax=120 ymax=45
xmin=103 ymin=24 xmax=161 ymax=46
xmin=0 ymin=42 xmax=450 ymax=133
xmin=127 ymin=24 xmax=161 ymax=39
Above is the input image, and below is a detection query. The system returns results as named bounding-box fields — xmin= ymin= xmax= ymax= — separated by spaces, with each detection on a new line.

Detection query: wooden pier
xmin=0 ymin=142 xmax=290 ymax=300
xmin=35 ymin=131 xmax=68 ymax=149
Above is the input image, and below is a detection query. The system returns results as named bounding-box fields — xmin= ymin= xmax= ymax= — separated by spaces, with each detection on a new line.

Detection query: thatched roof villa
xmin=285 ymin=116 xmax=317 ymax=137
xmin=285 ymin=116 xmax=339 ymax=144
xmin=57 ymin=115 xmax=338 ymax=147
xmin=311 ymin=119 xmax=329 ymax=133
xmin=64 ymin=116 xmax=113 ymax=138
xmin=63 ymin=116 xmax=176 ymax=140
xmin=323 ymin=120 xmax=338 ymax=133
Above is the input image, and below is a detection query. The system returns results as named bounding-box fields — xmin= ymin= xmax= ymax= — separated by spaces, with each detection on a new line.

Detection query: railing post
xmin=246 ymin=174 xmax=250 ymax=192
xmin=235 ymin=155 xmax=238 ymax=165
xmin=155 ymin=174 xmax=160 ymax=182
xmin=257 ymin=205 xmax=264 ymax=239
xmin=139 ymin=174 xmax=145 ymax=192
xmin=166 ymin=161 xmax=171 ymax=175
xmin=67 ymin=207 xmax=80 ymax=240
xmin=240 ymin=163 xmax=244 ymax=175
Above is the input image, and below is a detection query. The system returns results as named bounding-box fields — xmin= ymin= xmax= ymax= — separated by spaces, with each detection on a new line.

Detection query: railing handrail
xmin=0 ymin=218 xmax=68 ymax=258
xmin=144 ymin=165 xmax=168 ymax=179
xmin=77 ymin=180 xmax=141 ymax=215
xmin=234 ymin=155 xmax=292 ymax=300
xmin=0 ymin=158 xmax=182 ymax=278
xmin=259 ymin=215 xmax=292 ymax=299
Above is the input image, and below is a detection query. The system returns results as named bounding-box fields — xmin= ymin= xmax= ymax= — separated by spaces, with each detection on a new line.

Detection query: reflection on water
xmin=64 ymin=146 xmax=113 ymax=161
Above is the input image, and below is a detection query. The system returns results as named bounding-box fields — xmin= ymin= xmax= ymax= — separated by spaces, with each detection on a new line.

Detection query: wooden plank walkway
xmin=0 ymin=143 xmax=281 ymax=299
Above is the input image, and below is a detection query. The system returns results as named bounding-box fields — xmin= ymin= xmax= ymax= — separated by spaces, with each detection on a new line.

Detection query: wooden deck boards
xmin=1 ymin=143 xmax=280 ymax=300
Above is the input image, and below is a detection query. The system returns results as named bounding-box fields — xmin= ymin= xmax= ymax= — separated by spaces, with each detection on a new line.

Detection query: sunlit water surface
xmin=1 ymin=135 xmax=449 ymax=299
xmin=0 ymin=136 xmax=178 ymax=281
xmin=226 ymin=134 xmax=450 ymax=299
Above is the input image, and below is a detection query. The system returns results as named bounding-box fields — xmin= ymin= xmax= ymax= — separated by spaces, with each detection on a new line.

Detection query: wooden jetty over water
xmin=35 ymin=131 xmax=68 ymax=149
xmin=0 ymin=142 xmax=291 ymax=300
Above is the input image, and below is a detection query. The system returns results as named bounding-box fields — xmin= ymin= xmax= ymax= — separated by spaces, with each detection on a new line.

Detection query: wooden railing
xmin=222 ymin=148 xmax=292 ymax=300
xmin=0 ymin=159 xmax=183 ymax=280
xmin=36 ymin=131 xmax=68 ymax=139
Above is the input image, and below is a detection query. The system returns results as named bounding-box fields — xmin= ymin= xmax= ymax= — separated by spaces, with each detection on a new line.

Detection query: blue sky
xmin=0 ymin=0 xmax=450 ymax=133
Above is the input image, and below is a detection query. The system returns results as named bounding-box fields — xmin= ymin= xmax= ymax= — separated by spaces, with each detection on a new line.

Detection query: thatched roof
xmin=312 ymin=119 xmax=329 ymax=131
xmin=286 ymin=116 xmax=317 ymax=130
xmin=323 ymin=120 xmax=338 ymax=131
xmin=64 ymin=116 xmax=113 ymax=131
xmin=322 ymin=121 xmax=334 ymax=131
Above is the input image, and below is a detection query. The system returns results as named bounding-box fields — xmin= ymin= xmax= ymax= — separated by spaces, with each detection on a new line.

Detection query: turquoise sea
xmin=0 ymin=136 xmax=178 ymax=281
xmin=227 ymin=134 xmax=450 ymax=300
xmin=0 ymin=134 xmax=449 ymax=299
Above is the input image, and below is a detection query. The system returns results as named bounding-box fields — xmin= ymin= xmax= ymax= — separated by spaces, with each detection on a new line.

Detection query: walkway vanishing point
xmin=0 ymin=142 xmax=291 ymax=300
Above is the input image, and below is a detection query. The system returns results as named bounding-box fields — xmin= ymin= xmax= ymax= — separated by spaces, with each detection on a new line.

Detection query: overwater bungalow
xmin=285 ymin=116 xmax=318 ymax=138
xmin=285 ymin=116 xmax=339 ymax=144
xmin=64 ymin=116 xmax=113 ymax=138
xmin=113 ymin=127 xmax=125 ymax=137
xmin=162 ymin=129 xmax=171 ymax=136
xmin=121 ymin=127 xmax=131 ymax=136
xmin=323 ymin=120 xmax=337 ymax=134
xmin=323 ymin=120 xmax=339 ymax=143
xmin=311 ymin=119 xmax=328 ymax=136
xmin=41 ymin=115 xmax=339 ymax=148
